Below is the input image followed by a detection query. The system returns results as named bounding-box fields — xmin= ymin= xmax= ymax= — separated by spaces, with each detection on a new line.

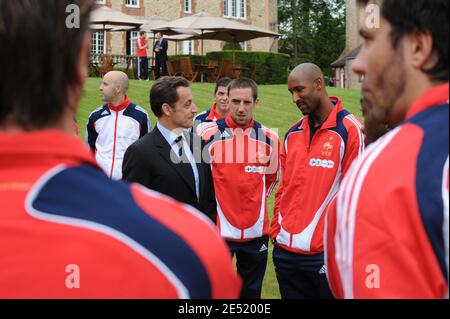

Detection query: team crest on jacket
xmin=322 ymin=138 xmax=334 ymax=157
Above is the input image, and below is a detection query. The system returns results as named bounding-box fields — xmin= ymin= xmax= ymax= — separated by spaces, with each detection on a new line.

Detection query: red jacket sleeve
xmin=270 ymin=137 xmax=286 ymax=241
xmin=342 ymin=116 xmax=365 ymax=178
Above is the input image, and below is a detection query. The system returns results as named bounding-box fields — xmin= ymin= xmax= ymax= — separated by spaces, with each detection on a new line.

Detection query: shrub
xmin=205 ymin=51 xmax=290 ymax=84
xmin=222 ymin=42 xmax=243 ymax=51
xmin=168 ymin=54 xmax=204 ymax=66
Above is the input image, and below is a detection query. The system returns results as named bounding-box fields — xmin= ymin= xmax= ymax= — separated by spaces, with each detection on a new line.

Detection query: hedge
xmin=205 ymin=51 xmax=290 ymax=85
xmin=168 ymin=55 xmax=204 ymax=66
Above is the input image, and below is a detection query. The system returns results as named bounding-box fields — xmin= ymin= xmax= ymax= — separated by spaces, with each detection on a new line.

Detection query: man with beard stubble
xmin=325 ymin=0 xmax=449 ymax=299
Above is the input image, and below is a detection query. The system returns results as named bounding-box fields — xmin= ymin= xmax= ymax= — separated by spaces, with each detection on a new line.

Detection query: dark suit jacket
xmin=154 ymin=39 xmax=168 ymax=58
xmin=122 ymin=127 xmax=216 ymax=222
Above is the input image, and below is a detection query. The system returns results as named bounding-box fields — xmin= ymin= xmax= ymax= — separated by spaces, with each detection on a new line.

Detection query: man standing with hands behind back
xmin=154 ymin=32 xmax=168 ymax=79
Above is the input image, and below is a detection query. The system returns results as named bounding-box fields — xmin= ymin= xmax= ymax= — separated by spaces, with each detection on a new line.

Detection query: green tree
xmin=278 ymin=0 xmax=345 ymax=75
xmin=310 ymin=0 xmax=346 ymax=77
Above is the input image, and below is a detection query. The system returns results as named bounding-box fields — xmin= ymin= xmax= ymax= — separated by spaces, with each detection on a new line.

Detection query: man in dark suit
xmin=122 ymin=77 xmax=216 ymax=222
xmin=154 ymin=32 xmax=168 ymax=79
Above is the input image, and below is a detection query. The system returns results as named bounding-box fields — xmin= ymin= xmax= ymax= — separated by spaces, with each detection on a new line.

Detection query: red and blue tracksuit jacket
xmin=193 ymin=103 xmax=224 ymax=134
xmin=0 ymin=131 xmax=241 ymax=298
xmin=271 ymin=97 xmax=364 ymax=255
xmin=200 ymin=116 xmax=280 ymax=242
xmin=325 ymin=83 xmax=449 ymax=299
xmin=86 ymin=97 xmax=151 ymax=180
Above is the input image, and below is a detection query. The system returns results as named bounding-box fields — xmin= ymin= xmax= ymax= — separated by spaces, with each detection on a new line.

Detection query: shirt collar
xmin=0 ymin=130 xmax=97 ymax=167
xmin=157 ymin=122 xmax=185 ymax=146
xmin=406 ymin=83 xmax=449 ymax=119
xmin=108 ymin=96 xmax=131 ymax=112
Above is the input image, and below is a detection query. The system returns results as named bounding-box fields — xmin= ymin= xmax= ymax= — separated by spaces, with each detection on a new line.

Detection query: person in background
xmin=194 ymin=77 xmax=233 ymax=134
xmin=154 ymin=32 xmax=169 ymax=80
xmin=137 ymin=31 xmax=149 ymax=81
xmin=86 ymin=71 xmax=151 ymax=180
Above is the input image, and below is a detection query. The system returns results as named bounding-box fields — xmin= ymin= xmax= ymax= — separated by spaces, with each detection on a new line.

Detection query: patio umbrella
xmin=139 ymin=16 xmax=170 ymax=35
xmin=90 ymin=6 xmax=144 ymax=31
xmin=164 ymin=33 xmax=201 ymax=55
xmin=152 ymin=12 xmax=280 ymax=63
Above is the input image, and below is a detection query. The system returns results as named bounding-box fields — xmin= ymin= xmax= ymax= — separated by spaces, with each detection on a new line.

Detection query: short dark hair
xmin=150 ymin=77 xmax=190 ymax=117
xmin=214 ymin=77 xmax=232 ymax=94
xmin=227 ymin=78 xmax=258 ymax=101
xmin=140 ymin=31 xmax=146 ymax=36
xmin=358 ymin=0 xmax=449 ymax=82
xmin=0 ymin=0 xmax=94 ymax=130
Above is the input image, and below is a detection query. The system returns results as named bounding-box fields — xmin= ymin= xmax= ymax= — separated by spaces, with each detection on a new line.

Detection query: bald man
xmin=87 ymin=71 xmax=151 ymax=180
xmin=270 ymin=63 xmax=365 ymax=299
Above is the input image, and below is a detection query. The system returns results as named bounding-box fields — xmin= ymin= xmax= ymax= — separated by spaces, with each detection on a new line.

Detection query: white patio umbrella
xmin=90 ymin=6 xmax=144 ymax=31
xmin=152 ymin=12 xmax=280 ymax=63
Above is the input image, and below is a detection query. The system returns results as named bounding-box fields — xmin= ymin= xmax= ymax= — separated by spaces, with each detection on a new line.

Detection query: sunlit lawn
xmin=78 ymin=77 xmax=362 ymax=299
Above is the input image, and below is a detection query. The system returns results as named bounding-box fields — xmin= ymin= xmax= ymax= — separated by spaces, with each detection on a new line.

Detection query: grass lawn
xmin=78 ymin=77 xmax=363 ymax=299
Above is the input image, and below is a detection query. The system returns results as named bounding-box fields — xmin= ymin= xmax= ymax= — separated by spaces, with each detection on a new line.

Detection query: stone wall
xmin=344 ymin=0 xmax=364 ymax=55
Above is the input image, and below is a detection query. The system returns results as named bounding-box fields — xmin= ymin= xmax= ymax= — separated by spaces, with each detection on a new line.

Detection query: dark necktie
xmin=175 ymin=135 xmax=183 ymax=157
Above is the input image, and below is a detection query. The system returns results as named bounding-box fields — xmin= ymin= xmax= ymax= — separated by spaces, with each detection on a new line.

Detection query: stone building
xmin=92 ymin=0 xmax=279 ymax=57
xmin=331 ymin=0 xmax=365 ymax=89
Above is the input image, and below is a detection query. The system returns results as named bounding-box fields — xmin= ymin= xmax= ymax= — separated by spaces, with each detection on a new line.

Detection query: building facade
xmin=92 ymin=0 xmax=279 ymax=57
xmin=331 ymin=0 xmax=364 ymax=89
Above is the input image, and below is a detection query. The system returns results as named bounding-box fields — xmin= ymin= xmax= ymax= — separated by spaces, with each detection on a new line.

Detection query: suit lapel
xmin=154 ymin=128 xmax=197 ymax=198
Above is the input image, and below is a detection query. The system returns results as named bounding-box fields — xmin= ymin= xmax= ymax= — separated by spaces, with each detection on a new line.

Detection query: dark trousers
xmin=138 ymin=57 xmax=148 ymax=80
xmin=155 ymin=55 xmax=168 ymax=79
xmin=273 ymin=245 xmax=334 ymax=299
xmin=227 ymin=237 xmax=269 ymax=299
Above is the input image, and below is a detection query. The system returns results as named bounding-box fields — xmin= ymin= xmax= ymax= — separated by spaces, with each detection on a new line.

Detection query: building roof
xmin=331 ymin=46 xmax=361 ymax=68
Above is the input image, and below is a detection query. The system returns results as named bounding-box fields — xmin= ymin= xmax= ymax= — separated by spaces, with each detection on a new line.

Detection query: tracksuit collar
xmin=108 ymin=96 xmax=131 ymax=112
xmin=302 ymin=97 xmax=344 ymax=131
xmin=0 ymin=130 xmax=98 ymax=167
xmin=225 ymin=114 xmax=255 ymax=130
xmin=407 ymin=83 xmax=449 ymax=119
xmin=206 ymin=103 xmax=225 ymax=122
